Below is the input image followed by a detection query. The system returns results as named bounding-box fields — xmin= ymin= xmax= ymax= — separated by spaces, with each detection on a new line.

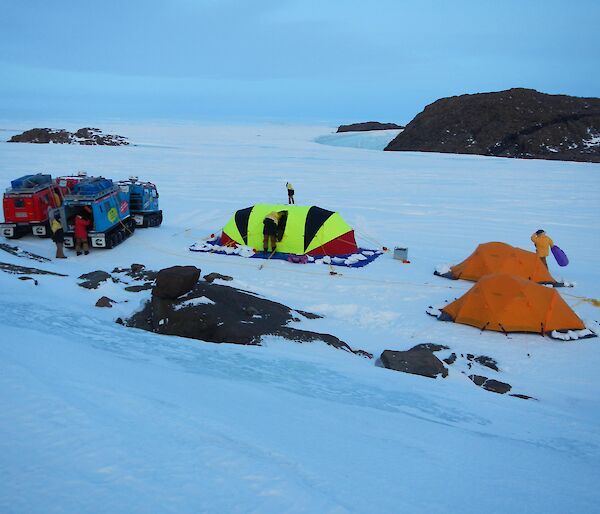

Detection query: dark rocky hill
xmin=384 ymin=88 xmax=600 ymax=163
xmin=8 ymin=127 xmax=129 ymax=146
xmin=337 ymin=121 xmax=403 ymax=132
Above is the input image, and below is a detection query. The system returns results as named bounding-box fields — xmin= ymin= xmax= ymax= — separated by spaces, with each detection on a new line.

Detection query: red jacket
xmin=74 ymin=215 xmax=91 ymax=240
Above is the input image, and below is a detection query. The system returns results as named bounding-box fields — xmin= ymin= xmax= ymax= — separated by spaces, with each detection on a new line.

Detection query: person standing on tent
xmin=531 ymin=229 xmax=553 ymax=269
xmin=286 ymin=182 xmax=295 ymax=204
xmin=263 ymin=211 xmax=282 ymax=254
xmin=50 ymin=211 xmax=67 ymax=259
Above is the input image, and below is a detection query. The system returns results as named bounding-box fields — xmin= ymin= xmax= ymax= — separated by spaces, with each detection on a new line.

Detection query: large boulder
xmin=153 ymin=266 xmax=201 ymax=299
xmin=380 ymin=346 xmax=448 ymax=378
xmin=95 ymin=296 xmax=116 ymax=308
xmin=385 ymin=88 xmax=600 ymax=163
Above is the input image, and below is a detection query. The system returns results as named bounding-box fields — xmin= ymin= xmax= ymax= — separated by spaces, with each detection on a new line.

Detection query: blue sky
xmin=1 ymin=0 xmax=598 ymax=124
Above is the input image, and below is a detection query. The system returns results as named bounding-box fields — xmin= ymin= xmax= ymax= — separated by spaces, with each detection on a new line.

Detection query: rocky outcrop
xmin=385 ymin=88 xmax=600 ymax=163
xmin=0 ymin=243 xmax=51 ymax=263
xmin=469 ymin=375 xmax=512 ymax=394
xmin=0 ymin=262 xmax=67 ymax=276
xmin=203 ymin=272 xmax=233 ymax=283
xmin=78 ymin=270 xmax=114 ymax=289
xmin=379 ymin=345 xmax=449 ymax=378
xmin=337 ymin=121 xmax=403 ymax=132
xmin=8 ymin=127 xmax=129 ymax=146
xmin=112 ymin=264 xmax=157 ymax=283
xmin=125 ymin=275 xmax=366 ymax=355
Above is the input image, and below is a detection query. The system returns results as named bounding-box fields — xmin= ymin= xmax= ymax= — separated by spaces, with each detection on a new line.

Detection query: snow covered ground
xmin=1 ymin=121 xmax=599 ymax=514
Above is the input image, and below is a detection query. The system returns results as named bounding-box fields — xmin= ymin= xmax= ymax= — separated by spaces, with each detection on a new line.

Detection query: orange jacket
xmin=531 ymin=233 xmax=553 ymax=257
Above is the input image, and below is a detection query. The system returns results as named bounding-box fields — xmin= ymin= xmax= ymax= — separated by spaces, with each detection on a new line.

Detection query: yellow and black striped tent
xmin=221 ymin=204 xmax=358 ymax=256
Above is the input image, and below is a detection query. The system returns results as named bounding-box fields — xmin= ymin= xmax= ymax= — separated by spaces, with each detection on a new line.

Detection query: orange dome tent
xmin=435 ymin=242 xmax=560 ymax=285
xmin=438 ymin=273 xmax=586 ymax=335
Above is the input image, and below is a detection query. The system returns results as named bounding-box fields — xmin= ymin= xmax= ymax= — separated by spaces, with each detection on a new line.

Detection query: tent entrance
xmin=276 ymin=210 xmax=288 ymax=241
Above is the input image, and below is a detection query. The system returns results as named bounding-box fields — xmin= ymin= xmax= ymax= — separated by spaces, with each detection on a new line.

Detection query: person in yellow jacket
xmin=531 ymin=229 xmax=553 ymax=268
xmin=286 ymin=182 xmax=295 ymax=204
xmin=263 ymin=211 xmax=283 ymax=254
xmin=50 ymin=211 xmax=67 ymax=259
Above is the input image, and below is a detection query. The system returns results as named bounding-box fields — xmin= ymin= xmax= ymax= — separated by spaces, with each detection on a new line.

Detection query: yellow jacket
xmin=531 ymin=233 xmax=553 ymax=257
xmin=286 ymin=183 xmax=294 ymax=191
xmin=265 ymin=211 xmax=280 ymax=223
xmin=50 ymin=218 xmax=62 ymax=234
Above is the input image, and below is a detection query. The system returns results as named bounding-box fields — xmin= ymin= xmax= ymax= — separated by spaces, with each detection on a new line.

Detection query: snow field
xmin=0 ymin=121 xmax=599 ymax=513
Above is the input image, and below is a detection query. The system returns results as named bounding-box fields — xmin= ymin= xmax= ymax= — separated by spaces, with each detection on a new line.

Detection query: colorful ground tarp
xmin=189 ymin=237 xmax=382 ymax=268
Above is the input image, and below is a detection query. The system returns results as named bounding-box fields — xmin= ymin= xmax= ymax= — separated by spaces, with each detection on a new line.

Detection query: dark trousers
xmin=75 ymin=238 xmax=89 ymax=254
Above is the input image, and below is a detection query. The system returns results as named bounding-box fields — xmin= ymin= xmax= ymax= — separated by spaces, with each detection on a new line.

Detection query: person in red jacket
xmin=74 ymin=211 xmax=91 ymax=255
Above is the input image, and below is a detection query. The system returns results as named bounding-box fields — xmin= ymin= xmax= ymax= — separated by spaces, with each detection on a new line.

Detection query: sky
xmin=1 ymin=0 xmax=599 ymax=124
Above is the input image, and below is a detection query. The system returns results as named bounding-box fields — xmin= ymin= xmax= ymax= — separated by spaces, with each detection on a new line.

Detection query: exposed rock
xmin=8 ymin=127 xmax=129 ymax=146
xmin=510 ymin=393 xmax=535 ymax=400
xmin=125 ymin=280 xmax=366 ymax=355
xmin=204 ymin=272 xmax=233 ymax=283
xmin=112 ymin=264 xmax=157 ymax=282
xmin=18 ymin=276 xmax=38 ymax=285
xmin=469 ymin=374 xmax=487 ymax=387
xmin=78 ymin=270 xmax=113 ymax=289
xmin=482 ymin=379 xmax=512 ymax=394
xmin=385 ymin=88 xmax=600 ymax=163
xmin=124 ymin=283 xmax=154 ymax=292
xmin=0 ymin=243 xmax=51 ymax=263
xmin=275 ymin=326 xmax=370 ymax=356
xmin=0 ymin=262 xmax=67 ymax=276
xmin=380 ymin=346 xmax=448 ymax=378
xmin=95 ymin=296 xmax=116 ymax=308
xmin=337 ymin=121 xmax=404 ymax=132
xmin=412 ymin=343 xmax=449 ymax=353
xmin=469 ymin=375 xmax=512 ymax=394
xmin=465 ymin=353 xmax=500 ymax=372
xmin=153 ymin=266 xmax=200 ymax=299
xmin=474 ymin=355 xmax=499 ymax=372
xmin=295 ymin=309 xmax=323 ymax=320
xmin=443 ymin=353 xmax=457 ymax=365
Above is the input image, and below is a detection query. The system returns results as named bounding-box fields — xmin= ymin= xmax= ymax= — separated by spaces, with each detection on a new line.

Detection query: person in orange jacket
xmin=531 ymin=229 xmax=553 ymax=268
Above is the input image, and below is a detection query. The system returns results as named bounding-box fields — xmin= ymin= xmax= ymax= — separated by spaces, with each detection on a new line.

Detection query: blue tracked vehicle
xmin=61 ymin=176 xmax=138 ymax=249
xmin=117 ymin=177 xmax=163 ymax=228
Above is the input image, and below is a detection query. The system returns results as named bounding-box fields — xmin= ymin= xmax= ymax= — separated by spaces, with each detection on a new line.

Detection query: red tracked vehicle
xmin=0 ymin=173 xmax=73 ymax=239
